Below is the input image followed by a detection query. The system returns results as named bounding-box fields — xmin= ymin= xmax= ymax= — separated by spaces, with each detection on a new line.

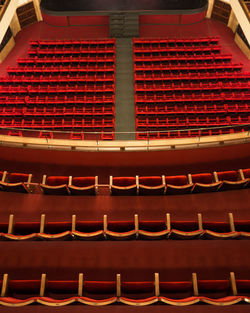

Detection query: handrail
xmin=230 ymin=0 xmax=250 ymax=44
xmin=239 ymin=0 xmax=250 ymax=22
xmin=0 ymin=0 xmax=18 ymax=45
xmin=0 ymin=0 xmax=11 ymax=21
xmin=0 ymin=127 xmax=249 ymax=152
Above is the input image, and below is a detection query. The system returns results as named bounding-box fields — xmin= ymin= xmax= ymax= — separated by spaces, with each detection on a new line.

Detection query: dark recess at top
xmin=41 ymin=0 xmax=208 ymax=12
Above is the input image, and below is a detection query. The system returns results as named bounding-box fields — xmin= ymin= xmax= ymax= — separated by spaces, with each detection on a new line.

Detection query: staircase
xmin=110 ymin=12 xmax=139 ymax=38
xmin=115 ymin=38 xmax=135 ymax=140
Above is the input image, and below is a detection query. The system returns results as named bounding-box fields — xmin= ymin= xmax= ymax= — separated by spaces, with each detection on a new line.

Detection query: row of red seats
xmin=134 ymin=46 xmax=221 ymax=54
xmin=136 ymin=116 xmax=250 ymax=127
xmin=25 ymin=94 xmax=115 ymax=104
xmin=6 ymin=104 xmax=248 ymax=118
xmin=134 ymin=62 xmax=243 ymax=72
xmin=1 ymin=272 xmax=250 ymax=306
xmin=0 ymin=118 xmax=115 ymax=129
xmin=1 ymin=212 xmax=250 ymax=240
xmin=3 ymin=130 xmax=114 ymax=140
xmin=0 ymin=94 xmax=115 ymax=104
xmin=1 ymin=168 xmax=249 ymax=195
xmin=133 ymin=36 xmax=219 ymax=46
xmin=136 ymin=128 xmax=246 ymax=139
xmin=135 ymin=92 xmax=249 ymax=102
xmin=0 ymin=85 xmax=115 ymax=94
xmin=135 ymin=71 xmax=250 ymax=81
xmin=0 ymin=75 xmax=115 ymax=84
xmin=30 ymin=38 xmax=116 ymax=48
xmin=0 ymin=106 xmax=114 ymax=116
xmin=28 ymin=49 xmax=115 ymax=58
xmin=135 ymin=81 xmax=250 ymax=91
xmin=29 ymin=53 xmax=115 ymax=60
xmin=136 ymin=103 xmax=250 ymax=114
xmin=136 ymin=80 xmax=249 ymax=88
xmin=18 ymin=55 xmax=115 ymax=63
xmin=7 ymin=65 xmax=115 ymax=75
xmin=134 ymin=54 xmax=231 ymax=64
xmin=29 ymin=46 xmax=115 ymax=53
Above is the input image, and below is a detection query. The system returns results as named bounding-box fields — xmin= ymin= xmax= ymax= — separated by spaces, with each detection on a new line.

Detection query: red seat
xmin=40 ymin=175 xmax=69 ymax=195
xmin=110 ymin=176 xmax=138 ymax=195
xmin=138 ymin=176 xmax=165 ymax=195
xmin=0 ymin=172 xmax=32 ymax=193
xmin=165 ymin=175 xmax=193 ymax=195
xmin=68 ymin=176 xmax=98 ymax=195
xmin=214 ymin=170 xmax=248 ymax=191
xmin=191 ymin=173 xmax=221 ymax=193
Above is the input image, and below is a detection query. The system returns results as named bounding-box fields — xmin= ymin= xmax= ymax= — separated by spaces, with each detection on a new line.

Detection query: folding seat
xmin=169 ymin=214 xmax=203 ymax=239
xmin=0 ymin=273 xmax=41 ymax=306
xmin=239 ymin=168 xmax=250 ymax=188
xmin=110 ymin=176 xmax=138 ymax=195
xmin=37 ymin=274 xmax=78 ymax=306
xmin=38 ymin=131 xmax=53 ymax=139
xmin=138 ymin=175 xmax=166 ymax=195
xmin=40 ymin=175 xmax=70 ymax=195
xmin=190 ymin=173 xmax=221 ymax=193
xmin=214 ymin=170 xmax=248 ymax=191
xmin=7 ymin=130 xmax=23 ymax=137
xmin=38 ymin=214 xmax=72 ymax=240
xmin=119 ymin=274 xmax=158 ymax=305
xmin=234 ymin=274 xmax=250 ymax=303
xmin=104 ymin=214 xmax=138 ymax=240
xmin=0 ymin=172 xmax=32 ymax=193
xmin=138 ymin=214 xmax=170 ymax=239
xmin=234 ymin=218 xmax=250 ymax=239
xmin=71 ymin=215 xmax=104 ymax=240
xmin=78 ymin=275 xmax=117 ymax=305
xmin=3 ymin=214 xmax=40 ymax=240
xmin=159 ymin=273 xmax=198 ymax=305
xmin=201 ymin=213 xmax=238 ymax=239
xmin=68 ymin=176 xmax=98 ymax=195
xmin=196 ymin=274 xmax=240 ymax=305
xmin=165 ymin=174 xmax=193 ymax=195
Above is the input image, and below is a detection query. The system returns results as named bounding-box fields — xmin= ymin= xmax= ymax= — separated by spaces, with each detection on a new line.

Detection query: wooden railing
xmin=0 ymin=130 xmax=249 ymax=152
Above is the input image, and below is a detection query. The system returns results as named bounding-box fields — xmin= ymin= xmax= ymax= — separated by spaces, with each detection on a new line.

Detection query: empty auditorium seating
xmin=133 ymin=37 xmax=250 ymax=139
xmin=2 ymin=212 xmax=250 ymax=241
xmin=0 ymin=39 xmax=116 ymax=140
xmin=0 ymin=271 xmax=250 ymax=306
xmin=40 ymin=175 xmax=98 ymax=195
xmin=0 ymin=167 xmax=249 ymax=196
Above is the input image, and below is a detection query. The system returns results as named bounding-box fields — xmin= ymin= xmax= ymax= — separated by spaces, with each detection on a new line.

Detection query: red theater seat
xmin=138 ymin=217 xmax=169 ymax=239
xmin=197 ymin=279 xmax=231 ymax=300
xmin=119 ymin=280 xmax=157 ymax=305
xmin=239 ymin=168 xmax=250 ymax=188
xmin=68 ymin=176 xmax=98 ymax=195
xmin=0 ymin=172 xmax=32 ymax=193
xmin=40 ymin=175 xmax=69 ymax=195
xmin=104 ymin=215 xmax=138 ymax=240
xmin=72 ymin=219 xmax=104 ymax=240
xmin=78 ymin=280 xmax=117 ymax=305
xmin=165 ymin=175 xmax=193 ymax=195
xmin=214 ymin=170 xmax=248 ymax=191
xmin=110 ymin=176 xmax=138 ymax=195
xmin=190 ymin=173 xmax=221 ymax=193
xmin=159 ymin=281 xmax=195 ymax=303
xmin=138 ymin=176 xmax=166 ymax=195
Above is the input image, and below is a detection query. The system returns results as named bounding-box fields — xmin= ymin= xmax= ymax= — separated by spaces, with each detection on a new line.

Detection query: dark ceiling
xmin=41 ymin=0 xmax=208 ymax=12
